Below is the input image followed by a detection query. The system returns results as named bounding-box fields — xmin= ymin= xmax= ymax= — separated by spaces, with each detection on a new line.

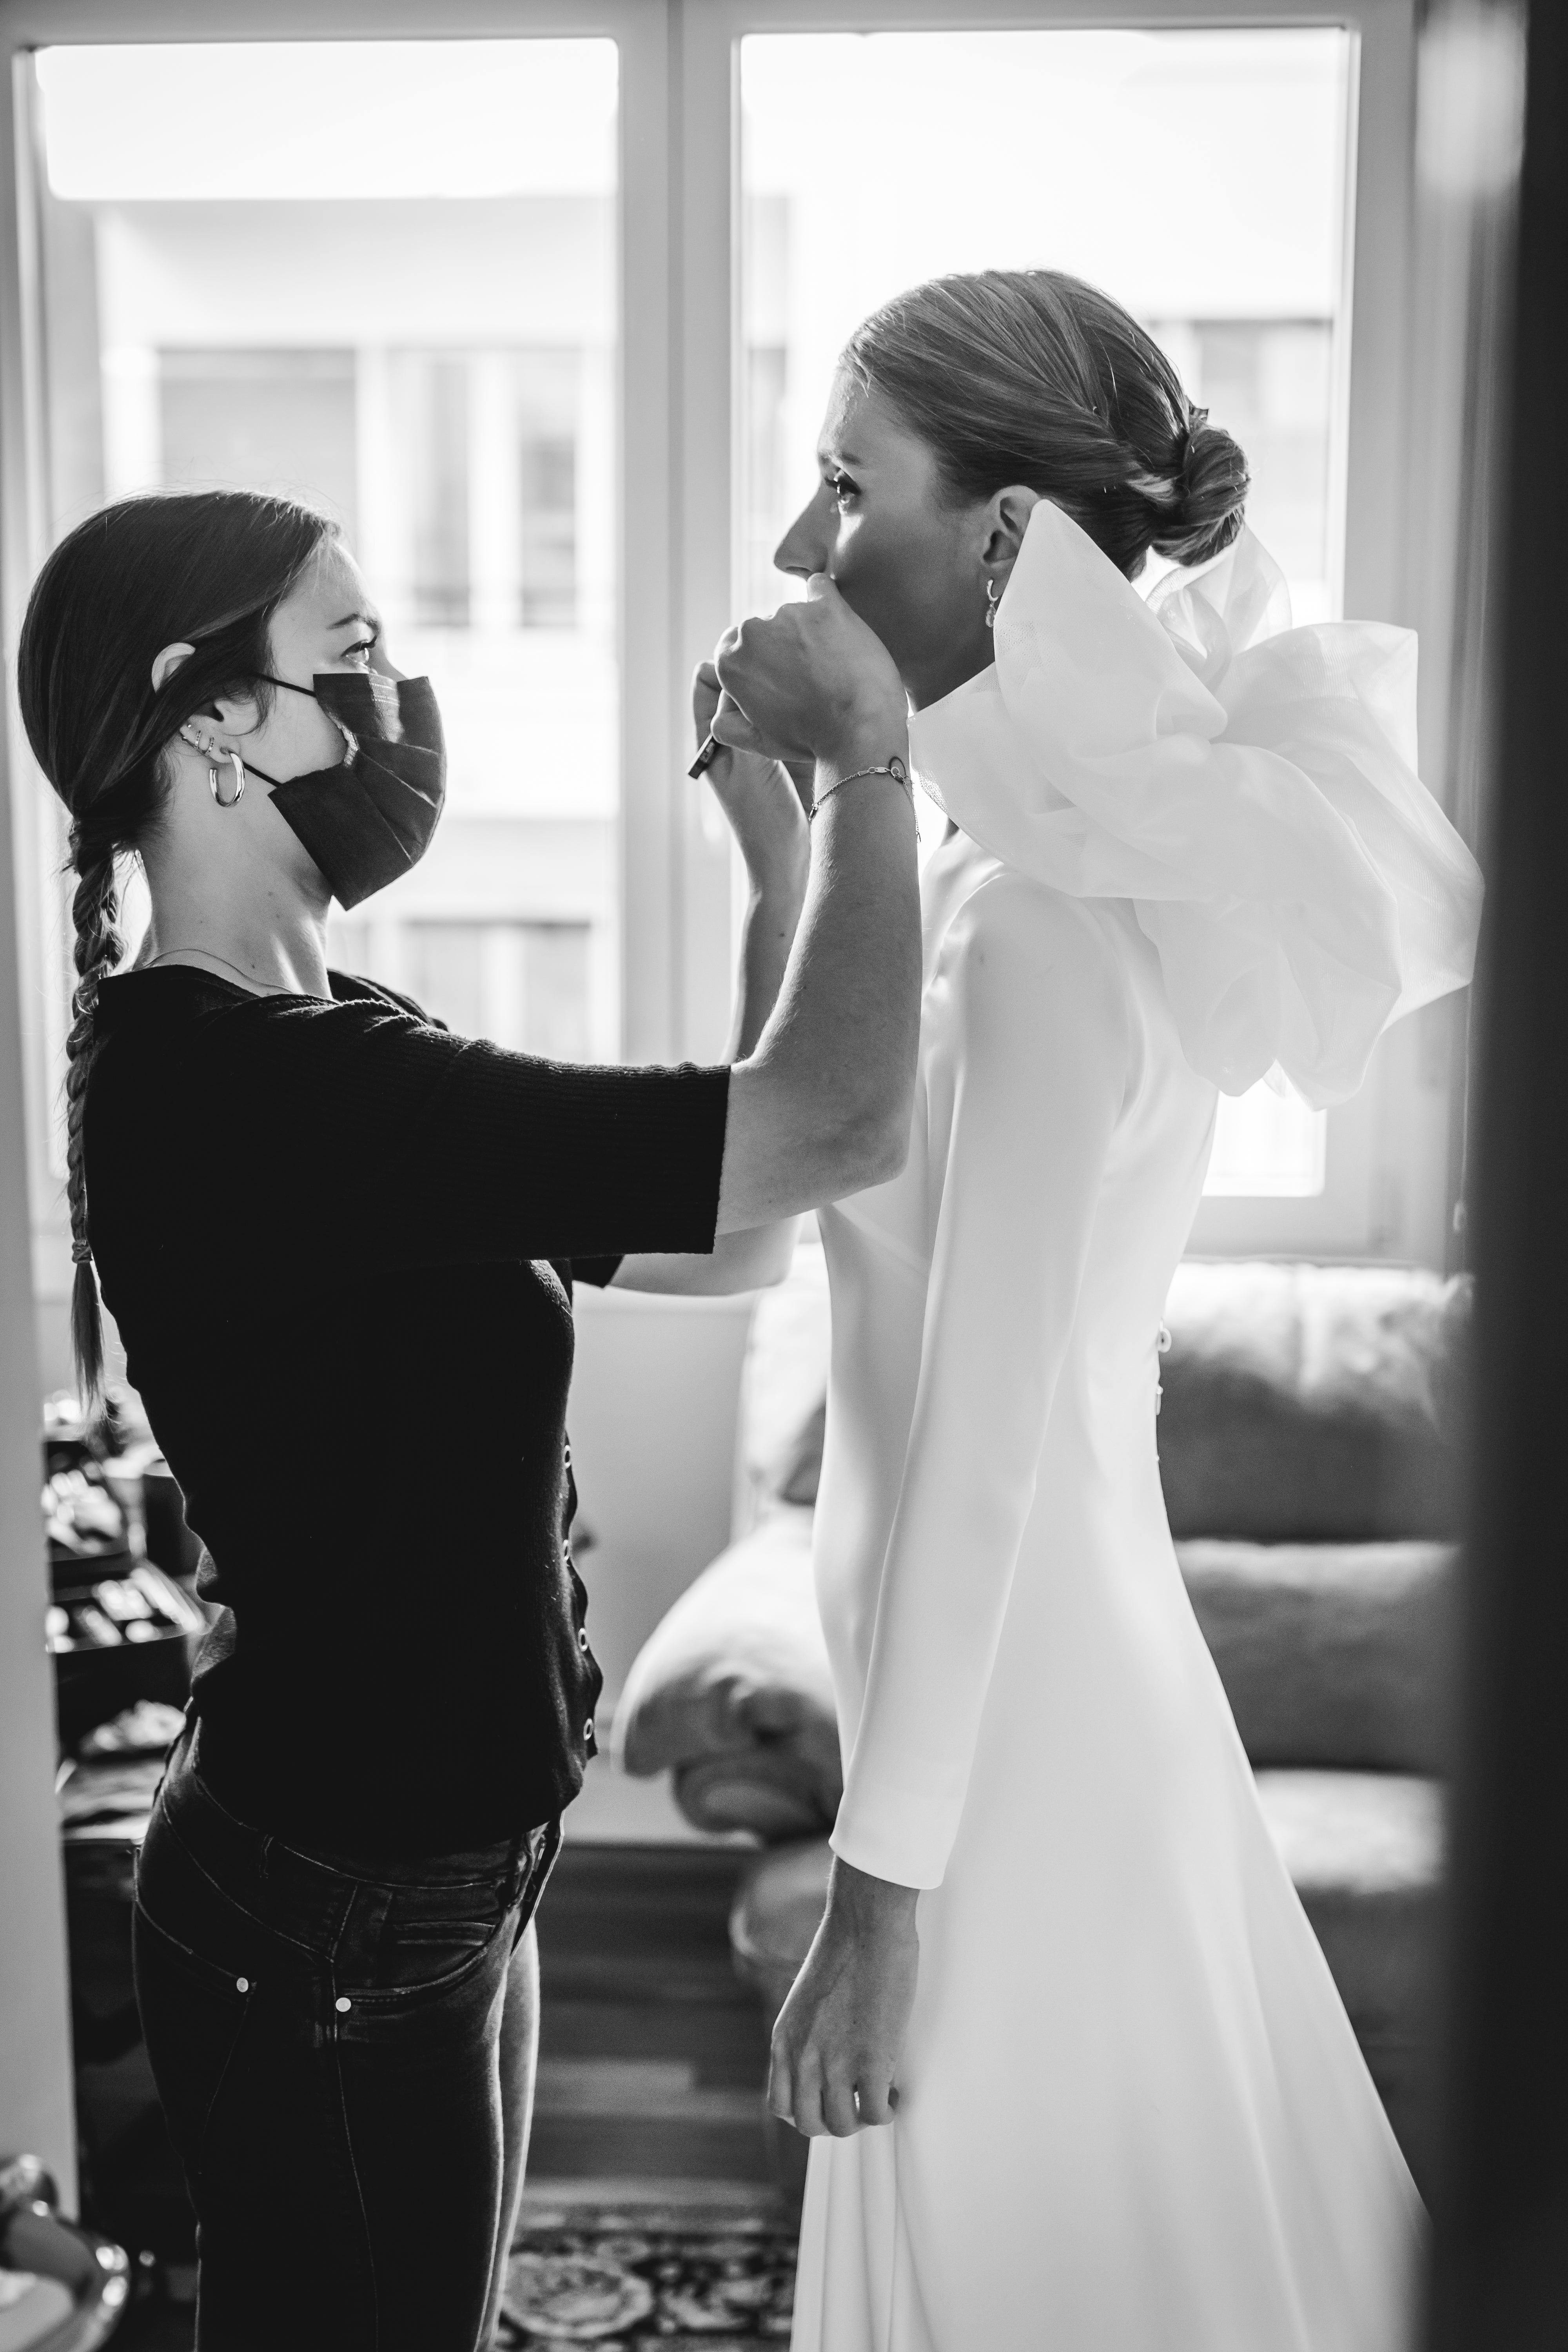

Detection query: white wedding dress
xmin=790 ymin=506 xmax=1482 ymax=2352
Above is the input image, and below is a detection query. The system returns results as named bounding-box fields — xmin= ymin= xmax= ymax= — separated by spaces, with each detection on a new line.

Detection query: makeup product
xmin=688 ymin=731 xmax=722 ymax=780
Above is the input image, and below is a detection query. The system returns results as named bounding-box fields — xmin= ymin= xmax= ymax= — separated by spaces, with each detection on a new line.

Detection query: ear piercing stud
xmin=180 ymin=721 xmax=246 ymax=808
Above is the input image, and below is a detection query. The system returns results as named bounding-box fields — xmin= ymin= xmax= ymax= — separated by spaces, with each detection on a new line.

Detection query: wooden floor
xmin=530 ymin=1840 xmax=776 ymax=2196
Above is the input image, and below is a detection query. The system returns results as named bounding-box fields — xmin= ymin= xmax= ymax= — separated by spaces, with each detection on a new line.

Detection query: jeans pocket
xmin=132 ymin=1900 xmax=259 ymax=2184
xmin=339 ymin=1883 xmax=513 ymax=2003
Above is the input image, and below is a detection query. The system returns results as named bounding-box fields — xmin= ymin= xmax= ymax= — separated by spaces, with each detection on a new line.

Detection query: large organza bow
xmin=907 ymin=503 xmax=1483 ymax=1105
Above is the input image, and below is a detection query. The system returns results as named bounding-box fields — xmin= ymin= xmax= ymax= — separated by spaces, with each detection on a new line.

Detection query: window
xmin=739 ymin=27 xmax=1351 ymax=1200
xmin=2 ymin=3 xmax=1439 ymax=1301
xmin=394 ymin=921 xmax=593 ymax=1060
xmin=27 ymin=37 xmax=620 ymax=1100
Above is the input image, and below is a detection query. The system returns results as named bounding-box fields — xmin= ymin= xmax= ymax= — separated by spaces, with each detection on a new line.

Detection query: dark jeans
xmin=132 ymin=1725 xmax=559 ymax=2352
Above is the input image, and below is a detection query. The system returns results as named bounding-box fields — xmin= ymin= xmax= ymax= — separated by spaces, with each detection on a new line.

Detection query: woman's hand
xmin=768 ymin=1858 xmax=919 ymax=2137
xmin=713 ymin=576 xmax=906 ymax=774
xmin=693 ymin=662 xmax=811 ymax=889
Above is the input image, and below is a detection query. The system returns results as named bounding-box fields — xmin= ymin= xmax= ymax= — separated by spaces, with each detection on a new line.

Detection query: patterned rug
xmin=498 ymin=2201 xmax=798 ymax=2347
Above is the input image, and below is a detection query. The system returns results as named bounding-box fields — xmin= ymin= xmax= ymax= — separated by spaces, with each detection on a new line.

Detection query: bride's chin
xmin=833 ymin=577 xmax=915 ymax=669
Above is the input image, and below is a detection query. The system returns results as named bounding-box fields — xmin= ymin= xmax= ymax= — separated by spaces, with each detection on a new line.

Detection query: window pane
xmin=398 ymin=920 xmax=593 ymax=1060
xmin=740 ymin=27 xmax=1350 ymax=1197
xmin=34 ymin=40 xmax=619 ymax=1062
xmin=1205 ymin=1083 xmax=1327 ymax=1199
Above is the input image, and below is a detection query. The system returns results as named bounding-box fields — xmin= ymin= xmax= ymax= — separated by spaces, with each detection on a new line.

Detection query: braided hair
xmin=16 ymin=489 xmax=335 ymax=1403
xmin=842 ymin=269 xmax=1249 ymax=581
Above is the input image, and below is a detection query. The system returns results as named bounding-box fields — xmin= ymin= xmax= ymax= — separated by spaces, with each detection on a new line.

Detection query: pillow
xmin=673 ymin=1756 xmax=833 ymax=1842
xmin=612 ymin=1508 xmax=842 ymax=1833
xmin=733 ymin=1238 xmax=831 ymax=1529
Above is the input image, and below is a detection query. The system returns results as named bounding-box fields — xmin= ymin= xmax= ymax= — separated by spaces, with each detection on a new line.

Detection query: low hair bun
xmin=1152 ymin=411 xmax=1249 ymax=569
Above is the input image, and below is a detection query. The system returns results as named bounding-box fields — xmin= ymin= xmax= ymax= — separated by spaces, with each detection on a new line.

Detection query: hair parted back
xmin=16 ymin=488 xmax=336 ymax=1404
xmin=842 ymin=269 xmax=1249 ymax=580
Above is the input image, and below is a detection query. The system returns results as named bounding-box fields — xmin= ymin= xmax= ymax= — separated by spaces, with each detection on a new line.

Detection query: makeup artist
xmin=17 ymin=489 xmax=919 ymax=2352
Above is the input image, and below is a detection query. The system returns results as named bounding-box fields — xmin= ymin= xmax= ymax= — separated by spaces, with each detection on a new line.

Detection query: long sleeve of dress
xmin=830 ymin=873 xmax=1132 ymax=1890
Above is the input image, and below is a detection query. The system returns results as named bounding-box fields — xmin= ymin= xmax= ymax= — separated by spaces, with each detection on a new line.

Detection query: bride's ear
xmin=980 ymin=486 xmax=1043 ymax=578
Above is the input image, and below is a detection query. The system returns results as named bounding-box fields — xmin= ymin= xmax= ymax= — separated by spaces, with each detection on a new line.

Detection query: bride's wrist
xmin=826 ymin=1856 xmax=920 ymax=1933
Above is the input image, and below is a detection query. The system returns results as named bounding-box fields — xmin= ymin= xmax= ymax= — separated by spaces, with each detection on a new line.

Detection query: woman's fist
xmin=691 ymin=660 xmax=809 ymax=881
xmin=712 ymin=577 xmax=906 ymax=770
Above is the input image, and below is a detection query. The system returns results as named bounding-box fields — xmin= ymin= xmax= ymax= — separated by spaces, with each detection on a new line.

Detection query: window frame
xmin=0 ymin=0 xmax=1447 ymax=1307
xmin=680 ymin=0 xmax=1430 ymax=1261
xmin=0 ymin=0 xmax=688 ymax=1314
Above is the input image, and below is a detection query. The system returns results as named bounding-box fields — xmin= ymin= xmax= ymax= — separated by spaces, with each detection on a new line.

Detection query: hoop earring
xmin=984 ymin=577 xmax=1002 ymax=630
xmin=180 ymin=722 xmax=245 ymax=809
xmin=209 ymin=753 xmax=245 ymax=809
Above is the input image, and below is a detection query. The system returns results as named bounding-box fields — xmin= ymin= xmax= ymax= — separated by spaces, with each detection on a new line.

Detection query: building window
xmin=518 ymin=350 xmax=580 ymax=630
xmin=402 ymin=354 xmax=472 ymax=630
xmin=158 ymin=348 xmax=359 ymax=535
xmin=739 ymin=25 xmax=1352 ymax=1200
xmin=402 ymin=921 xmax=592 ymax=1059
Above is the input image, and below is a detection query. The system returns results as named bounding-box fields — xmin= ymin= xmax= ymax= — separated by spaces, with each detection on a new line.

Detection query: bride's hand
xmin=712 ymin=576 xmax=906 ymax=774
xmin=768 ymin=1860 xmax=919 ymax=2137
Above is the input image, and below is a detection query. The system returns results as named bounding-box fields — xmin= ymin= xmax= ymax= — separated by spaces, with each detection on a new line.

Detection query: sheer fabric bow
xmin=908 ymin=503 xmax=1483 ymax=1105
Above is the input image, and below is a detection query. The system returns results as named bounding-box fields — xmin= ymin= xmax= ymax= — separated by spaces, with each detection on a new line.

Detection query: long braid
xmin=65 ymin=840 xmax=123 ymax=1405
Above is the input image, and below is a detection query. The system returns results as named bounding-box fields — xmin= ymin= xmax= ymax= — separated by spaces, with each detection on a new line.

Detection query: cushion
xmin=730 ymin=1838 xmax=834 ymax=2021
xmin=673 ymin=1754 xmax=833 ymax=1844
xmin=1159 ymin=1261 xmax=1470 ymax=1543
xmin=732 ymin=1237 xmax=831 ymax=1532
xmin=1179 ymin=1540 xmax=1455 ymax=1774
xmin=612 ymin=1509 xmax=841 ymax=1836
xmin=1254 ymin=1768 xmax=1444 ymax=2184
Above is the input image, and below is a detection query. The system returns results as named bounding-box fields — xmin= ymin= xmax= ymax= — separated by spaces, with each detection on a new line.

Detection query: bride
xmin=720 ymin=270 xmax=1483 ymax=2350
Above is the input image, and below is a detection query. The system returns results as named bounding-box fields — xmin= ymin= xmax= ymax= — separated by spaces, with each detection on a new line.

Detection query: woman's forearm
xmin=613 ymin=865 xmax=806 ymax=1294
xmin=610 ymin=754 xmax=808 ymax=1297
xmin=717 ymin=729 xmax=920 ymax=1232
xmin=726 ymin=867 xmax=809 ymax=1062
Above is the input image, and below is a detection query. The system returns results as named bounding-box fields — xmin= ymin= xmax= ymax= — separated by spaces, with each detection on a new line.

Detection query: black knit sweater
xmin=85 ymin=966 xmax=729 ymax=1855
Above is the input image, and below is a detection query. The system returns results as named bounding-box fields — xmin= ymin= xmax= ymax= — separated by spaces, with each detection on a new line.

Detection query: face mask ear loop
xmin=246 ymin=675 xmax=360 ymax=783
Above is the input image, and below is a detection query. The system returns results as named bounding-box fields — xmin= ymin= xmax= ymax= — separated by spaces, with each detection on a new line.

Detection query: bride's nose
xmin=774 ymin=492 xmax=830 ymax=581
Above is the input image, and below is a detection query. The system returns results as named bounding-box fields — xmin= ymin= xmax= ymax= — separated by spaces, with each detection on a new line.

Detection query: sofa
xmin=615 ymin=1239 xmax=1467 ymax=2194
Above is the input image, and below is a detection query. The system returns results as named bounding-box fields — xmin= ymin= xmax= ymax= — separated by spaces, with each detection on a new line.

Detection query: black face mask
xmin=245 ymin=669 xmax=446 ymax=910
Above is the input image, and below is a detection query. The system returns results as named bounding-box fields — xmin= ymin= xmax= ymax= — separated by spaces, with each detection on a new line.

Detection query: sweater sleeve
xmin=207 ymin=993 xmax=730 ymax=1271
xmin=829 ymin=876 xmax=1131 ymax=1889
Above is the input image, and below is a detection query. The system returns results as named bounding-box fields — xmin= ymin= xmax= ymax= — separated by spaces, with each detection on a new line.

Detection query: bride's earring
xmin=180 ymin=721 xmax=246 ymax=809
xmin=984 ymin=577 xmax=1002 ymax=631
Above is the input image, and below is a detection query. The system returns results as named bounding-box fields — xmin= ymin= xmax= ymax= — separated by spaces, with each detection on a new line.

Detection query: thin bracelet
xmin=808 ymin=755 xmax=912 ymax=823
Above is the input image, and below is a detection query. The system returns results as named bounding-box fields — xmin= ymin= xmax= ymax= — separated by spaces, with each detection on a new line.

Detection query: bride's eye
xmin=826 ymin=470 xmax=859 ymax=510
